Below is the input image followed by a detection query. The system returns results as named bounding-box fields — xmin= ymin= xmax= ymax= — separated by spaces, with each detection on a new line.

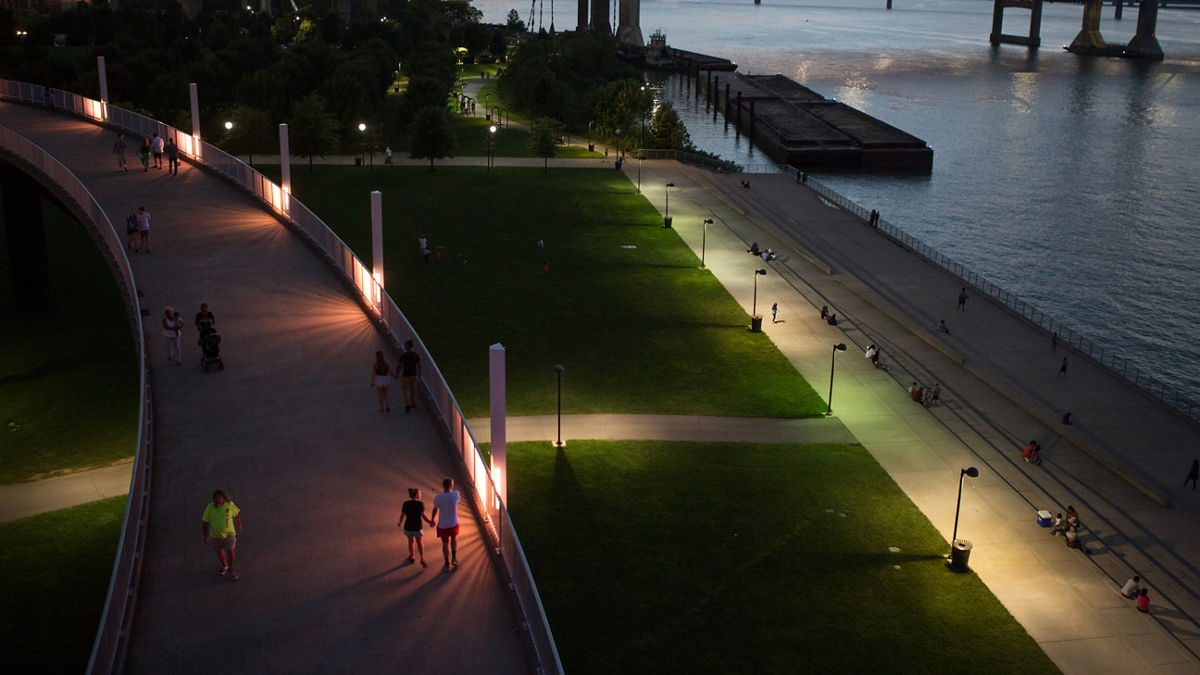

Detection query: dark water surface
xmin=477 ymin=0 xmax=1200 ymax=404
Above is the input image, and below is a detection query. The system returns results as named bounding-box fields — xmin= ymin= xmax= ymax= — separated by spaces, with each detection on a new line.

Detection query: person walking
xmin=398 ymin=488 xmax=435 ymax=568
xmin=371 ymin=350 xmax=394 ymax=412
xmin=165 ymin=137 xmax=180 ymax=175
xmin=151 ymin=133 xmax=164 ymax=169
xmin=162 ymin=307 xmax=183 ymax=365
xmin=125 ymin=209 xmax=139 ymax=251
xmin=771 ymin=302 xmax=778 ymax=323
xmin=113 ymin=132 xmax=128 ymax=171
xmin=138 ymin=137 xmax=151 ymax=171
xmin=957 ymin=288 xmax=968 ymax=311
xmin=195 ymin=303 xmax=215 ymax=331
xmin=397 ymin=340 xmax=421 ymax=412
xmin=1185 ymin=459 xmax=1199 ymax=490
xmin=202 ymin=489 xmax=242 ymax=581
xmin=431 ymin=478 xmax=460 ymax=571
xmin=135 ymin=206 xmax=151 ymax=252
xmin=1059 ymin=357 xmax=1068 ymax=377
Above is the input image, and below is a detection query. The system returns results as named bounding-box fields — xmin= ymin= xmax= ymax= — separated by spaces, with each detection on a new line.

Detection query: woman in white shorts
xmin=370 ymin=350 xmax=395 ymax=411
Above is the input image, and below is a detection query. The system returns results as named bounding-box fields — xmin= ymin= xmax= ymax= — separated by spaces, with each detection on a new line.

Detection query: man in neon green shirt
xmin=202 ymin=489 xmax=242 ymax=581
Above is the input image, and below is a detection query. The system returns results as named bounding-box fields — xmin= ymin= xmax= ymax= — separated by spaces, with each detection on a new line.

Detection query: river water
xmin=474 ymin=0 xmax=1200 ymax=405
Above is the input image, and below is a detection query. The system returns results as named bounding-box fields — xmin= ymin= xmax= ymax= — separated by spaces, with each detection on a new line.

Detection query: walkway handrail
xmin=1 ymin=79 xmax=562 ymax=675
xmin=0 ymin=120 xmax=153 ymax=675
xmin=776 ymin=163 xmax=1199 ymax=425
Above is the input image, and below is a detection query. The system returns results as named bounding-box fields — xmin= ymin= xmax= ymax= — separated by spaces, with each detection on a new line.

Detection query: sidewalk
xmin=632 ymin=160 xmax=1200 ymax=670
xmin=0 ymin=463 xmax=132 ymax=523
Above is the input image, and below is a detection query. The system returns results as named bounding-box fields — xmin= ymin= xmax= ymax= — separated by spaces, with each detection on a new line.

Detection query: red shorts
xmin=437 ymin=524 xmax=459 ymax=540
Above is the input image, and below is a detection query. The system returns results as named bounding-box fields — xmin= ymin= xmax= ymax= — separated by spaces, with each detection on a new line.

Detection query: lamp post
xmin=950 ymin=467 xmax=980 ymax=572
xmin=224 ymin=120 xmax=233 ymax=158
xmin=701 ymin=218 xmax=712 ymax=268
xmin=751 ymin=268 xmax=767 ymax=332
xmin=638 ymin=85 xmax=647 ymax=193
xmin=554 ymin=364 xmax=565 ymax=448
xmin=488 ymin=124 xmax=497 ymax=171
xmin=357 ymin=123 xmax=366 ymax=166
xmin=663 ymin=182 xmax=675 ymax=227
xmin=825 ymin=343 xmax=848 ymax=416
xmin=485 ymin=93 xmax=492 ymax=120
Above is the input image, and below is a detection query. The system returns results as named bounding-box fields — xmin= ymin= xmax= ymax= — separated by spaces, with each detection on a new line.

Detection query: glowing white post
xmin=489 ymin=343 xmax=507 ymax=506
xmin=188 ymin=83 xmax=201 ymax=159
xmin=96 ymin=56 xmax=109 ymax=120
xmin=279 ymin=123 xmax=291 ymax=197
xmin=370 ymin=190 xmax=384 ymax=308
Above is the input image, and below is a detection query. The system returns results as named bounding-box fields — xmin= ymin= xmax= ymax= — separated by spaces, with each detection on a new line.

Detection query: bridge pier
xmin=0 ymin=161 xmax=51 ymax=313
xmin=1067 ymin=0 xmax=1120 ymax=55
xmin=1124 ymin=0 xmax=1164 ymax=60
xmin=990 ymin=0 xmax=1043 ymax=48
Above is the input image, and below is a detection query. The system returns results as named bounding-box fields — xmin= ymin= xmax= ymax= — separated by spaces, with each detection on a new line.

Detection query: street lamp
xmin=357 ymin=123 xmax=366 ymax=166
xmin=825 ymin=343 xmax=848 ymax=416
xmin=751 ymin=268 xmax=767 ymax=331
xmin=487 ymin=124 xmax=497 ymax=172
xmin=950 ymin=466 xmax=980 ymax=572
xmin=485 ymin=93 xmax=492 ymax=120
xmin=638 ymin=85 xmax=647 ymax=193
xmin=554 ymin=364 xmax=565 ymax=448
xmin=663 ymin=182 xmax=675 ymax=227
xmin=701 ymin=218 xmax=712 ymax=268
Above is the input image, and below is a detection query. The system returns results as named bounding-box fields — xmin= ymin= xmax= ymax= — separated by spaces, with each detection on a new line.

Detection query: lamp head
xmin=554 ymin=364 xmax=564 ymax=373
xmin=358 ymin=123 xmax=366 ymax=132
xmin=224 ymin=121 xmax=232 ymax=130
xmin=755 ymin=269 xmax=767 ymax=276
xmin=666 ymin=182 xmax=675 ymax=188
xmin=703 ymin=218 xmax=713 ymax=224
xmin=963 ymin=467 xmax=979 ymax=478
xmin=489 ymin=125 xmax=497 ymax=134
xmin=834 ymin=343 xmax=847 ymax=351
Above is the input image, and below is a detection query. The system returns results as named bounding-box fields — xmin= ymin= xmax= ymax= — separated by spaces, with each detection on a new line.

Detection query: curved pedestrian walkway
xmin=1 ymin=103 xmax=529 ymax=673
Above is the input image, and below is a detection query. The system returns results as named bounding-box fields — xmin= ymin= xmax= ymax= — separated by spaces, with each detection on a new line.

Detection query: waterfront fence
xmin=774 ymin=163 xmax=1199 ymax=424
xmin=1 ymin=80 xmax=562 ymax=675
xmin=0 ymin=122 xmax=154 ymax=675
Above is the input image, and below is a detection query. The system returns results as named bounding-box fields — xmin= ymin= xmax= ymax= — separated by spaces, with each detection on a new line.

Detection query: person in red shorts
xmin=431 ymin=478 xmax=460 ymax=571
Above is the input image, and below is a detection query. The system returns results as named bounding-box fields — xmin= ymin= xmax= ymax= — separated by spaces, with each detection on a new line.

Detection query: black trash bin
xmin=588 ymin=143 xmax=595 ymax=152
xmin=663 ymin=216 xmax=672 ymax=228
xmin=750 ymin=315 xmax=763 ymax=332
xmin=949 ymin=539 xmax=972 ymax=572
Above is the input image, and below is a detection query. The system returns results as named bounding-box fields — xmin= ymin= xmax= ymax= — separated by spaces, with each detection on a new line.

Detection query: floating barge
xmin=698 ymin=72 xmax=933 ymax=171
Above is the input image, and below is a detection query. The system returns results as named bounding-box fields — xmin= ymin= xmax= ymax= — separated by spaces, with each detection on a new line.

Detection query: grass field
xmin=272 ymin=165 xmax=826 ymax=418
xmin=0 ymin=495 xmax=127 ymax=674
xmin=0 ymin=195 xmax=138 ymax=484
xmin=506 ymin=440 xmax=1058 ymax=673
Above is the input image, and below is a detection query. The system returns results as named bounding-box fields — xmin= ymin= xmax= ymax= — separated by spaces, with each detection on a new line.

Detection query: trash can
xmin=663 ymin=216 xmax=672 ymax=228
xmin=750 ymin=315 xmax=763 ymax=332
xmin=588 ymin=143 xmax=595 ymax=152
xmin=949 ymin=539 xmax=972 ymax=573
xmin=355 ymin=157 xmax=362 ymax=166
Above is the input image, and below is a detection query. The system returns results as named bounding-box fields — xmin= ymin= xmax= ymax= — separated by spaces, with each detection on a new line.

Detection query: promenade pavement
xmin=1 ymin=103 xmax=530 ymax=674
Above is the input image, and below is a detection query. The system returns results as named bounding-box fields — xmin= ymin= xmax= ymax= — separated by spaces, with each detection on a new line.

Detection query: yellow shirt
xmin=202 ymin=501 xmax=240 ymax=539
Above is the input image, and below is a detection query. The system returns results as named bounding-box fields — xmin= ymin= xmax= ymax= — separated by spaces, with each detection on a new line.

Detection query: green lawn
xmin=0 ymin=496 xmax=128 ymax=674
xmin=273 ymin=166 xmax=825 ymax=418
xmin=506 ymin=440 xmax=1058 ymax=673
xmin=0 ymin=195 xmax=138 ymax=484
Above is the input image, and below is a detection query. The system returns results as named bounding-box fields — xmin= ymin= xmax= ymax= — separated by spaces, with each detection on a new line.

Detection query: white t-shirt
xmin=1121 ymin=579 xmax=1140 ymax=597
xmin=433 ymin=490 xmax=460 ymax=528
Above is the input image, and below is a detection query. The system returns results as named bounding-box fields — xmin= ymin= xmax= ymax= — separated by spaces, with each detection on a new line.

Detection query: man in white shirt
xmin=431 ymin=478 xmax=461 ymax=571
xmin=1121 ymin=575 xmax=1142 ymax=599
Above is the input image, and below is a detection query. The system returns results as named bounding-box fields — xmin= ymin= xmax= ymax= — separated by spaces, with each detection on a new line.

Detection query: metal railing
xmin=1 ymin=80 xmax=562 ymax=675
xmin=0 ymin=121 xmax=153 ymax=675
xmin=774 ymin=163 xmax=1199 ymax=424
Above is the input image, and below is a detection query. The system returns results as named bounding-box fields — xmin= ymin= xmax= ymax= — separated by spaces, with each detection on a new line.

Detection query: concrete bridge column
xmin=577 ymin=0 xmax=588 ymax=31
xmin=279 ymin=123 xmax=291 ymax=204
xmin=616 ymin=0 xmax=643 ymax=48
xmin=0 ymin=161 xmax=51 ymax=313
xmin=370 ymin=190 xmax=384 ymax=309
xmin=990 ymin=0 xmax=1043 ymax=48
xmin=97 ymin=56 xmax=109 ymax=121
xmin=590 ymin=0 xmax=611 ymax=34
xmin=489 ymin=343 xmax=507 ymax=506
xmin=1125 ymin=0 xmax=1164 ymax=59
xmin=1067 ymin=0 xmax=1110 ymax=54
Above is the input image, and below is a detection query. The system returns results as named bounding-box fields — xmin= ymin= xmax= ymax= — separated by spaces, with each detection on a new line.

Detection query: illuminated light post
xmin=638 ymin=84 xmax=646 ymax=193
xmin=663 ymin=182 xmax=675 ymax=227
xmin=357 ymin=123 xmax=366 ymax=166
xmin=701 ymin=218 xmax=712 ymax=268
xmin=554 ymin=364 xmax=565 ymax=448
xmin=949 ymin=467 xmax=980 ymax=572
xmin=488 ymin=124 xmax=497 ymax=171
xmin=825 ymin=343 xmax=847 ymax=416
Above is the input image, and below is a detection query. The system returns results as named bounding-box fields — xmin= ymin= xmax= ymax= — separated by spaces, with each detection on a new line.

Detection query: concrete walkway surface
xmin=466 ymin=414 xmax=854 ymax=446
xmin=0 ymin=462 xmax=132 ymax=523
xmin=2 ymin=103 xmax=530 ymax=674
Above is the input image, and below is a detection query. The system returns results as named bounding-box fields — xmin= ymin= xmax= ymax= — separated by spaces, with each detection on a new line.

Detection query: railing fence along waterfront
xmin=774 ymin=163 xmax=1199 ymax=424
xmin=1 ymin=80 xmax=562 ymax=675
xmin=0 ymin=123 xmax=154 ymax=675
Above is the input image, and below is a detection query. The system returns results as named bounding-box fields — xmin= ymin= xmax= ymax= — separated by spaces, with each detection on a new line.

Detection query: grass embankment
xmin=273 ymin=166 xmax=825 ymax=418
xmin=0 ymin=195 xmax=138 ymax=484
xmin=507 ymin=440 xmax=1058 ymax=673
xmin=0 ymin=495 xmax=128 ymax=674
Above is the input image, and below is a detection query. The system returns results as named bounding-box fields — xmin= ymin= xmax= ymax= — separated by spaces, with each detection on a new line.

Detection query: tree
xmin=288 ymin=94 xmax=339 ymax=170
xmin=528 ymin=117 xmax=561 ymax=173
xmin=506 ymin=9 xmax=525 ymax=32
xmin=648 ymin=102 xmax=692 ymax=152
xmin=408 ymin=106 xmax=455 ymax=171
xmin=221 ymin=105 xmax=274 ymax=167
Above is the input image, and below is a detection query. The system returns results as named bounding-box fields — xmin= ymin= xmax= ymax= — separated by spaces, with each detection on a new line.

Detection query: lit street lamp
xmin=751 ymin=268 xmax=767 ymax=332
xmin=825 ymin=343 xmax=847 ymax=416
xmin=554 ymin=364 xmax=565 ymax=448
xmin=701 ymin=218 xmax=712 ymax=268
xmin=485 ymin=93 xmax=492 ymax=120
xmin=638 ymin=84 xmax=647 ymax=193
xmin=357 ymin=123 xmax=366 ymax=166
xmin=949 ymin=466 xmax=980 ymax=572
xmin=487 ymin=124 xmax=497 ymax=171
xmin=663 ymin=182 xmax=675 ymax=227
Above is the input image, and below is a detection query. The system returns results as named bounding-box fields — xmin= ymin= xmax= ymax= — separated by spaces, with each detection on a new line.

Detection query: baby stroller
xmin=198 ymin=326 xmax=224 ymax=372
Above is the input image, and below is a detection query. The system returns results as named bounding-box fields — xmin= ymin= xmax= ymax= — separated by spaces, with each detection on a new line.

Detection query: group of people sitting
xmin=1022 ymin=440 xmax=1043 ymax=466
xmin=746 ymin=242 xmax=776 ymax=261
xmin=1049 ymin=505 xmax=1083 ymax=549
xmin=820 ymin=305 xmax=837 ymax=326
xmin=907 ymin=381 xmax=941 ymax=407
xmin=1120 ymin=575 xmax=1151 ymax=613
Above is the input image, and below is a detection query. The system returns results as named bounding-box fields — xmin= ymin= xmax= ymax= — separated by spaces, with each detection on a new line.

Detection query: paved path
xmin=2 ymin=103 xmax=530 ymax=673
xmin=466 ymin=414 xmax=855 ymax=445
xmin=0 ymin=463 xmax=132 ymax=522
